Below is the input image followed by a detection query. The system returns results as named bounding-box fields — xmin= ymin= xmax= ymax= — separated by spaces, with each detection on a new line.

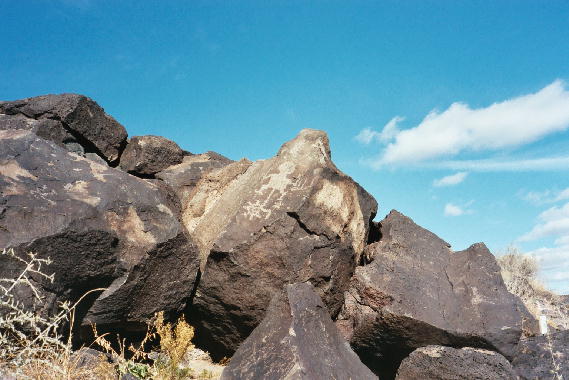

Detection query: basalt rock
xmin=512 ymin=330 xmax=569 ymax=380
xmin=395 ymin=346 xmax=517 ymax=380
xmin=119 ymin=135 xmax=184 ymax=177
xmin=336 ymin=210 xmax=525 ymax=378
xmin=221 ymin=283 xmax=378 ymax=380
xmin=0 ymin=94 xmax=127 ymax=164
xmin=185 ymin=129 xmax=378 ymax=359
xmin=0 ymin=130 xmax=199 ymax=339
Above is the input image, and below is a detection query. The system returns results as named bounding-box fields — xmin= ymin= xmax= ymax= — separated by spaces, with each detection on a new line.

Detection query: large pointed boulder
xmin=185 ymin=129 xmax=378 ymax=358
xmin=0 ymin=94 xmax=127 ymax=164
xmin=336 ymin=210 xmax=525 ymax=378
xmin=0 ymin=130 xmax=199 ymax=337
xmin=221 ymin=283 xmax=378 ymax=380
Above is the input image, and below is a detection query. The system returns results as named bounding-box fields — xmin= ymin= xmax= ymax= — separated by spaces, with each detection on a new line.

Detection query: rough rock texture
xmin=512 ymin=330 xmax=569 ymax=380
xmin=221 ymin=283 xmax=378 ymax=380
xmin=336 ymin=210 xmax=524 ymax=378
xmin=156 ymin=151 xmax=233 ymax=201
xmin=0 ymin=94 xmax=127 ymax=163
xmin=0 ymin=130 xmax=199 ymax=337
xmin=119 ymin=135 xmax=184 ymax=176
xmin=395 ymin=345 xmax=517 ymax=380
xmin=186 ymin=129 xmax=378 ymax=359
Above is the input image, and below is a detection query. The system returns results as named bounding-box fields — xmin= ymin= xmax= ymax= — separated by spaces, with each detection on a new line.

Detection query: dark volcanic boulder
xmin=512 ymin=330 xmax=569 ymax=380
xmin=185 ymin=129 xmax=378 ymax=358
xmin=336 ymin=210 xmax=525 ymax=378
xmin=119 ymin=135 xmax=184 ymax=176
xmin=221 ymin=283 xmax=378 ymax=380
xmin=0 ymin=94 xmax=127 ymax=163
xmin=395 ymin=345 xmax=517 ymax=380
xmin=0 ymin=130 xmax=199 ymax=337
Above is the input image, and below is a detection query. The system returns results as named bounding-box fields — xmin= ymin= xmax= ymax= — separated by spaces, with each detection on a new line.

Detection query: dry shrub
xmin=92 ymin=312 xmax=216 ymax=379
xmin=497 ymin=245 xmax=568 ymax=330
xmin=0 ymin=247 xmax=113 ymax=379
xmin=1 ymin=247 xmax=221 ymax=379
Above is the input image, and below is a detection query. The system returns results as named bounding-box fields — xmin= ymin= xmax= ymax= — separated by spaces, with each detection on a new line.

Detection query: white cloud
xmin=520 ymin=202 xmax=569 ymax=242
xmin=355 ymin=116 xmax=404 ymax=145
xmin=371 ymin=80 xmax=569 ymax=165
xmin=520 ymin=202 xmax=569 ymax=293
xmin=433 ymin=172 xmax=468 ymax=187
xmin=527 ymin=246 xmax=569 ymax=293
xmin=444 ymin=203 xmax=465 ymax=217
xmin=355 ymin=128 xmax=380 ymax=145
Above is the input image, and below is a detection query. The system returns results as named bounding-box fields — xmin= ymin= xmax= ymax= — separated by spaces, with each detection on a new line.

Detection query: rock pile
xmin=1 ymin=93 xmax=564 ymax=379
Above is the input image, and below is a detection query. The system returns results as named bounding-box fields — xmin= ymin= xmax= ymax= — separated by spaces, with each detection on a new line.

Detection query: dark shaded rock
xmin=512 ymin=330 xmax=569 ymax=380
xmin=0 ymin=94 xmax=127 ymax=163
xmin=395 ymin=345 xmax=517 ymax=380
xmin=336 ymin=210 xmax=525 ymax=378
xmin=71 ymin=347 xmax=110 ymax=369
xmin=155 ymin=151 xmax=233 ymax=202
xmin=221 ymin=282 xmax=378 ymax=380
xmin=119 ymin=135 xmax=184 ymax=176
xmin=0 ymin=130 xmax=199 ymax=339
xmin=185 ymin=129 xmax=378 ymax=359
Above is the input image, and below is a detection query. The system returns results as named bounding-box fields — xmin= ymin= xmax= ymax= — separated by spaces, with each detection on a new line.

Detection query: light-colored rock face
xmin=183 ymin=129 xmax=375 ymax=268
xmin=185 ymin=129 xmax=378 ymax=360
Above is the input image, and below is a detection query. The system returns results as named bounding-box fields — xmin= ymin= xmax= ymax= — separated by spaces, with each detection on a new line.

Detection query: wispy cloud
xmin=519 ymin=187 xmax=569 ymax=204
xmin=520 ymin=202 xmax=569 ymax=242
xmin=434 ymin=155 xmax=569 ymax=172
xmin=355 ymin=116 xmax=404 ymax=145
xmin=519 ymin=201 xmax=569 ymax=293
xmin=527 ymin=245 xmax=569 ymax=293
xmin=358 ymin=80 xmax=569 ymax=168
xmin=433 ymin=172 xmax=468 ymax=187
xmin=444 ymin=203 xmax=465 ymax=216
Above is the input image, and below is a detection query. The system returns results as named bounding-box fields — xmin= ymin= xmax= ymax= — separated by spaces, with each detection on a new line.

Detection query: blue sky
xmin=2 ymin=0 xmax=569 ymax=293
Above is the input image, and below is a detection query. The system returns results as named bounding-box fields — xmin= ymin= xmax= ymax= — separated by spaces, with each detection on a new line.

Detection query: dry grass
xmin=0 ymin=247 xmax=223 ymax=379
xmin=497 ymin=245 xmax=569 ymax=331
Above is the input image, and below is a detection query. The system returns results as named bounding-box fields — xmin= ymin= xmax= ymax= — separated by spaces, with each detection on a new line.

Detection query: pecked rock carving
xmin=184 ymin=129 xmax=378 ymax=359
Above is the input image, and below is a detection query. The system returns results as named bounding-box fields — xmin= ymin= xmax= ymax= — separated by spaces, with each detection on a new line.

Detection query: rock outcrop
xmin=0 ymin=129 xmax=199 ymax=337
xmin=184 ymin=129 xmax=378 ymax=359
xmin=512 ymin=330 xmax=569 ymax=379
xmin=119 ymin=135 xmax=184 ymax=176
xmin=0 ymin=94 xmax=127 ymax=164
xmin=221 ymin=282 xmax=378 ymax=380
xmin=336 ymin=210 xmax=525 ymax=378
xmin=155 ymin=151 xmax=233 ymax=202
xmin=395 ymin=345 xmax=517 ymax=380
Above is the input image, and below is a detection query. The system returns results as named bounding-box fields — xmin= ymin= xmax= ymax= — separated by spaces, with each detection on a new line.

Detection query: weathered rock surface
xmin=0 ymin=130 xmax=199 ymax=337
xmin=336 ymin=210 xmax=525 ymax=378
xmin=185 ymin=129 xmax=378 ymax=359
xmin=119 ymin=135 xmax=184 ymax=176
xmin=221 ymin=282 xmax=378 ymax=380
xmin=155 ymin=151 xmax=233 ymax=201
xmin=512 ymin=330 xmax=569 ymax=380
xmin=0 ymin=94 xmax=127 ymax=163
xmin=395 ymin=345 xmax=517 ymax=380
